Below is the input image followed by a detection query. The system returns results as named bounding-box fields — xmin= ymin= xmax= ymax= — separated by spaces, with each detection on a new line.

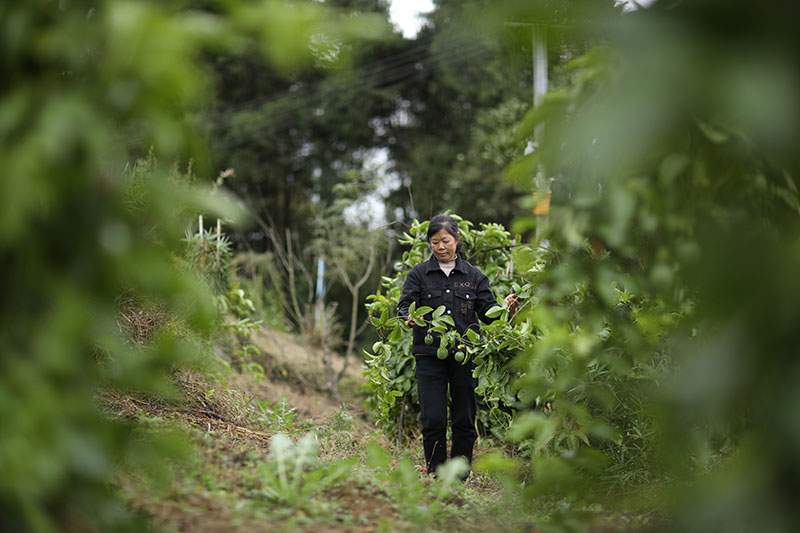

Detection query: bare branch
xmin=354 ymin=244 xmax=376 ymax=290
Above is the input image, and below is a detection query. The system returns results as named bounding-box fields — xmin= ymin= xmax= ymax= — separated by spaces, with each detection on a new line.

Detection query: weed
xmin=251 ymin=396 xmax=298 ymax=432
xmin=329 ymin=408 xmax=354 ymax=432
xmin=245 ymin=433 xmax=356 ymax=515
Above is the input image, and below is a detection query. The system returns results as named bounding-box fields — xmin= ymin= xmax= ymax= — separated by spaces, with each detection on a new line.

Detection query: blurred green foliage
xmin=5 ymin=0 xmax=799 ymax=528
xmin=0 ymin=0 xmax=386 ymax=530
xmin=366 ymin=1 xmax=800 ymax=528
xmin=496 ymin=0 xmax=800 ymax=527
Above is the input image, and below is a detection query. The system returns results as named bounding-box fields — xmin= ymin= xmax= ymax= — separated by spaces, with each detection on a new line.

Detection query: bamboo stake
xmin=216 ymin=218 xmax=221 ymax=270
xmin=198 ymin=215 xmax=204 ymax=268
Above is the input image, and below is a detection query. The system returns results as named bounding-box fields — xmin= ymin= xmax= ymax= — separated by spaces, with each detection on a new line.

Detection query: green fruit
xmin=424 ymin=335 xmax=433 ymax=345
xmin=436 ymin=347 xmax=448 ymax=360
xmin=454 ymin=351 xmax=465 ymax=363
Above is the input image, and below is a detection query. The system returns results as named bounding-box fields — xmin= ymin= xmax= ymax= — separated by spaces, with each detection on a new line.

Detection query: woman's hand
xmin=504 ymin=293 xmax=521 ymax=313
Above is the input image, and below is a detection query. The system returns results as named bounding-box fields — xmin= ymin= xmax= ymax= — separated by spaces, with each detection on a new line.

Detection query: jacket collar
xmin=423 ymin=253 xmax=466 ymax=274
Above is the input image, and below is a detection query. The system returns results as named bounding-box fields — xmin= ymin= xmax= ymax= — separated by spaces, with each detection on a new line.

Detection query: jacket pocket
xmin=421 ymin=288 xmax=442 ymax=305
xmin=454 ymin=288 xmax=476 ymax=317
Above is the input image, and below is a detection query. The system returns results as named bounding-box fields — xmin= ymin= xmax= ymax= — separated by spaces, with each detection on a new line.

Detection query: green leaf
xmin=509 ymin=412 xmax=556 ymax=450
xmin=696 ymin=120 xmax=729 ymax=143
xmin=485 ymin=305 xmax=504 ymax=318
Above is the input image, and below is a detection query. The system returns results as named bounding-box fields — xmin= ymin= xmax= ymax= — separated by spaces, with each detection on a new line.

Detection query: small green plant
xmin=252 ymin=396 xmax=298 ymax=432
xmin=214 ymin=270 xmax=266 ymax=385
xmin=233 ymin=344 xmax=266 ymax=383
xmin=250 ymin=433 xmax=355 ymax=512
xmin=329 ymin=408 xmax=354 ymax=432
xmin=365 ymin=443 xmax=471 ymax=529
xmin=219 ymin=283 xmax=263 ymax=341
xmin=218 ymin=284 xmax=257 ymax=318
xmin=183 ymin=225 xmax=234 ymax=294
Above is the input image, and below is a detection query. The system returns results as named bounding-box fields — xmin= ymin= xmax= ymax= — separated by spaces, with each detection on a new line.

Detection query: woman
xmin=397 ymin=214 xmax=518 ymax=477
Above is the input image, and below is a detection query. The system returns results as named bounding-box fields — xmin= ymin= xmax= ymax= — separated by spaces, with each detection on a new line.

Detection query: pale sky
xmin=389 ymin=0 xmax=435 ymax=38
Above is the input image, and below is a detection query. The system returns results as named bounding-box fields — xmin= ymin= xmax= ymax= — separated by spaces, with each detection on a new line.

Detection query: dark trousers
xmin=414 ymin=355 xmax=478 ymax=475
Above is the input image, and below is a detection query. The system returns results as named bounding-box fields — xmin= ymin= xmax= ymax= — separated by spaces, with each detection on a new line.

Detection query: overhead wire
xmin=211 ymin=45 xmax=488 ymax=135
xmin=249 ymin=43 xmax=488 ymax=123
xmin=212 ymin=28 xmax=495 ymax=117
xmin=207 ymin=34 xmax=495 ymax=152
xmin=212 ymin=37 xmax=439 ymax=116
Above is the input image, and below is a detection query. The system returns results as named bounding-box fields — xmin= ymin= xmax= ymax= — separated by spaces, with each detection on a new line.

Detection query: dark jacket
xmin=397 ymin=254 xmax=498 ymax=356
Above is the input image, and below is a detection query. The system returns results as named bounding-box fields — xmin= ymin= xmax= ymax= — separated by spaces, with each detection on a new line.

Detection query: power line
xmin=212 ymin=38 xmax=440 ymax=116
xmin=206 ymin=37 xmax=495 ymax=152
xmin=211 ymin=40 xmax=491 ymax=128
xmin=212 ymin=29 xmax=494 ymax=117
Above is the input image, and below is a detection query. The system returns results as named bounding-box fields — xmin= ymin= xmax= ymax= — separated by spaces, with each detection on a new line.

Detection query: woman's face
xmin=430 ymin=228 xmax=459 ymax=262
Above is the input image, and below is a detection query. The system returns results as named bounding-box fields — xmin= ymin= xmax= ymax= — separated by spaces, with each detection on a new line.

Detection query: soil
xmin=236 ymin=328 xmax=372 ymax=425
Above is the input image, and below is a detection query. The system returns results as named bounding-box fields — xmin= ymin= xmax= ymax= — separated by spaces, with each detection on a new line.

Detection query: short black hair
xmin=427 ymin=214 xmax=464 ymax=257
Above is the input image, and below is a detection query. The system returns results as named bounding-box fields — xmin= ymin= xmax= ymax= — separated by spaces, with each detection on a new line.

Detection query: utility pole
xmin=507 ymin=21 xmax=551 ymax=225
xmin=531 ymin=24 xmax=548 ymax=203
xmin=506 ymin=21 xmax=549 ymax=133
xmin=532 ymin=24 xmax=548 ymax=152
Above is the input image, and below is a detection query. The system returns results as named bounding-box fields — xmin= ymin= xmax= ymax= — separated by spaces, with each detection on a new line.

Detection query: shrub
xmin=363 ymin=216 xmax=531 ymax=443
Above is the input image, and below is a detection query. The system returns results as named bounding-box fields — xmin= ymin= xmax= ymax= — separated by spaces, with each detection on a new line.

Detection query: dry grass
xmin=97 ymin=367 xmax=277 ymax=449
xmin=116 ymin=293 xmax=172 ymax=346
